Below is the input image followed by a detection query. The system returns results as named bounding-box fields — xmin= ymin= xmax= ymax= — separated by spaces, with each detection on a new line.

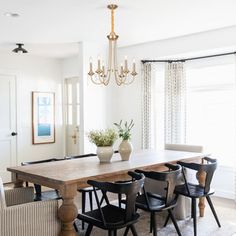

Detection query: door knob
xmin=11 ymin=132 xmax=17 ymax=136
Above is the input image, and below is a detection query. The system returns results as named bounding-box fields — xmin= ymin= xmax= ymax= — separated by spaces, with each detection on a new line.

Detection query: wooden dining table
xmin=7 ymin=149 xmax=206 ymax=236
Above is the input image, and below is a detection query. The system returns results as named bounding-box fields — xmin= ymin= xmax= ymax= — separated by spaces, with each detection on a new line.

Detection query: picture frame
xmin=32 ymin=91 xmax=55 ymax=144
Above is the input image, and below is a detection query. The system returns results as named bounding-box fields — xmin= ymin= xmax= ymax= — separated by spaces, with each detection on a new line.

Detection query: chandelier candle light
xmin=88 ymin=4 xmax=137 ymax=86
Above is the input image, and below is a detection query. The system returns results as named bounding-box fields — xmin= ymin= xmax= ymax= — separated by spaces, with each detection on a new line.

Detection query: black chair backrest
xmin=177 ymin=156 xmax=217 ymax=194
xmin=67 ymin=153 xmax=97 ymax=159
xmin=21 ymin=158 xmax=64 ymax=166
xmin=135 ymin=163 xmax=182 ymax=206
xmin=87 ymin=171 xmax=145 ymax=225
xmin=21 ymin=158 xmax=64 ymax=195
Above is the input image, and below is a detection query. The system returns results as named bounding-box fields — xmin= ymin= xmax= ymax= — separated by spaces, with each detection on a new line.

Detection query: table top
xmin=7 ymin=149 xmax=204 ymax=188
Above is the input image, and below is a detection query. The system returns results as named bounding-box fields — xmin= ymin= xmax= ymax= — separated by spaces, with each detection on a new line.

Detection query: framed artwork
xmin=32 ymin=92 xmax=55 ymax=144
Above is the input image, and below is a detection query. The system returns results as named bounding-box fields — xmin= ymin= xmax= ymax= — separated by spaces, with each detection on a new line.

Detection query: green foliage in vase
xmin=88 ymin=129 xmax=118 ymax=147
xmin=114 ymin=119 xmax=134 ymax=141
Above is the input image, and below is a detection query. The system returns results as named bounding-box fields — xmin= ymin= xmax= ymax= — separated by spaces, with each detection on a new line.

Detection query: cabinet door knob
xmin=11 ymin=132 xmax=17 ymax=136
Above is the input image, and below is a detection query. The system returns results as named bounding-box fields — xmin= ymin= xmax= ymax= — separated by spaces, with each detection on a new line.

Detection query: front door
xmin=0 ymin=73 xmax=17 ymax=183
xmin=65 ymin=77 xmax=80 ymax=156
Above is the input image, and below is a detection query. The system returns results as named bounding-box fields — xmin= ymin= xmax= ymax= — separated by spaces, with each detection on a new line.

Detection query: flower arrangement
xmin=87 ymin=129 xmax=118 ymax=147
xmin=114 ymin=119 xmax=134 ymax=141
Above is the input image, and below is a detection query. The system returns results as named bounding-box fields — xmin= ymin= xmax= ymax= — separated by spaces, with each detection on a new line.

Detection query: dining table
xmin=7 ymin=149 xmax=206 ymax=236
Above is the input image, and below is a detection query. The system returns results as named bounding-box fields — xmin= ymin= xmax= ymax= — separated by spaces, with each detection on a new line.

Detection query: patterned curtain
xmin=165 ymin=62 xmax=186 ymax=144
xmin=141 ymin=63 xmax=152 ymax=149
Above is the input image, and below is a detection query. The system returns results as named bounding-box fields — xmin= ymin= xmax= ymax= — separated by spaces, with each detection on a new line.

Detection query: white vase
xmin=118 ymin=140 xmax=133 ymax=161
xmin=96 ymin=146 xmax=114 ymax=163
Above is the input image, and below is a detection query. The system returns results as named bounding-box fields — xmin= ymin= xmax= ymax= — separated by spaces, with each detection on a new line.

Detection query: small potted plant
xmin=88 ymin=129 xmax=117 ymax=163
xmin=114 ymin=119 xmax=134 ymax=161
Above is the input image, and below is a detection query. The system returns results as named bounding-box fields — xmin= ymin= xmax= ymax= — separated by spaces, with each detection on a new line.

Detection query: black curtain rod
xmin=141 ymin=51 xmax=236 ymax=64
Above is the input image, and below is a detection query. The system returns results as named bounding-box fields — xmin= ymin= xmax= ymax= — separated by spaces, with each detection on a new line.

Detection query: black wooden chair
xmin=67 ymin=153 xmax=110 ymax=230
xmin=134 ymin=163 xmax=182 ymax=236
xmin=169 ymin=157 xmax=221 ymax=236
xmin=21 ymin=158 xmax=63 ymax=201
xmin=77 ymin=171 xmax=145 ymax=236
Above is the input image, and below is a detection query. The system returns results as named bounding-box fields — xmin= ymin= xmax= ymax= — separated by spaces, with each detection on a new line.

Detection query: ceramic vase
xmin=96 ymin=146 xmax=113 ymax=163
xmin=118 ymin=140 xmax=133 ymax=161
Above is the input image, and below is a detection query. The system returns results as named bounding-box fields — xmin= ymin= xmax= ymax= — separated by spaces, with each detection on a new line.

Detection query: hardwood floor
xmin=74 ymin=196 xmax=236 ymax=236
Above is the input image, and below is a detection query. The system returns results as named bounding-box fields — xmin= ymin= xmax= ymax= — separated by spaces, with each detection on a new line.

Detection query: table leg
xmin=58 ymin=183 xmax=78 ymax=236
xmin=196 ymin=170 xmax=206 ymax=217
xmin=11 ymin=173 xmax=24 ymax=188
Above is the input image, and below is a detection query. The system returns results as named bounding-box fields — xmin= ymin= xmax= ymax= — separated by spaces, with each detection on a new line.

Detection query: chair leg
xmin=85 ymin=224 xmax=93 ymax=236
xmin=130 ymin=225 xmax=138 ymax=236
xmin=163 ymin=212 xmax=170 ymax=227
xmin=89 ymin=191 xmax=93 ymax=210
xmin=124 ymin=226 xmax=130 ymax=236
xmin=149 ymin=212 xmax=152 ymax=233
xmin=191 ymin=198 xmax=194 ymax=218
xmin=108 ymin=230 xmax=114 ymax=236
xmin=152 ymin=212 xmax=157 ymax=236
xmin=118 ymin=193 xmax=122 ymax=207
xmin=81 ymin=191 xmax=86 ymax=230
xmin=206 ymin=196 xmax=221 ymax=227
xmin=168 ymin=209 xmax=182 ymax=236
xmin=73 ymin=221 xmax=79 ymax=232
xmin=192 ymin=198 xmax=197 ymax=236
xmin=34 ymin=184 xmax=42 ymax=201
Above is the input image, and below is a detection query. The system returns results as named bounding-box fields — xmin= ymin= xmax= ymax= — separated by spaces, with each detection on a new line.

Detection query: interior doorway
xmin=64 ymin=77 xmax=80 ymax=156
xmin=0 ymin=73 xmax=17 ymax=183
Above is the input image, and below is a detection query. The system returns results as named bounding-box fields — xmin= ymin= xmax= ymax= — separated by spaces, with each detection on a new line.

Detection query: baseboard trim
xmin=215 ymin=190 xmax=235 ymax=200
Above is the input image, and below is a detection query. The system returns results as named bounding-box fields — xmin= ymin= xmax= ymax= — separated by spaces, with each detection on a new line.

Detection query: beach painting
xmin=32 ymin=92 xmax=55 ymax=144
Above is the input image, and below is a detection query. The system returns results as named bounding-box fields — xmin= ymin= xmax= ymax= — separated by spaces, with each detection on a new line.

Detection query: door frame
xmin=63 ymin=76 xmax=80 ymax=156
xmin=0 ymin=68 xmax=18 ymax=181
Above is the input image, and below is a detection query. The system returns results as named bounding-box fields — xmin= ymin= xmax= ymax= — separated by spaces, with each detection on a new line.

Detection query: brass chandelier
xmin=88 ymin=4 xmax=137 ymax=86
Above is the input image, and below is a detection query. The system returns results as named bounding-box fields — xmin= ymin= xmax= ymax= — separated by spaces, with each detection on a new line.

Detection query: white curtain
xmin=141 ymin=63 xmax=152 ymax=149
xmin=165 ymin=62 xmax=186 ymax=144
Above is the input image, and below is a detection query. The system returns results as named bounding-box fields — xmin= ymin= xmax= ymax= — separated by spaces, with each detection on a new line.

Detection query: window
xmin=186 ymin=58 xmax=236 ymax=166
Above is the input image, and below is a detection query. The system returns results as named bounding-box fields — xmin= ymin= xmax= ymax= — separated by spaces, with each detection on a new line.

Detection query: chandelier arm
xmin=93 ymin=72 xmax=106 ymax=85
xmin=90 ymin=74 xmax=104 ymax=85
xmin=122 ymin=76 xmax=135 ymax=85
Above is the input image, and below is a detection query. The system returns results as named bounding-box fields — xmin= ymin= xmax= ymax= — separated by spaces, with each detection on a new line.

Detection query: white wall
xmin=109 ymin=26 xmax=236 ymax=151
xmin=0 ymin=53 xmax=64 ymax=164
xmin=61 ymin=55 xmax=80 ymax=79
xmin=212 ymin=166 xmax=235 ymax=200
xmin=61 ymin=43 xmax=109 ymax=154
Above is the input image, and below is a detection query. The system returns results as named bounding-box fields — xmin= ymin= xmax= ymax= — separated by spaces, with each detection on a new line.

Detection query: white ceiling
xmin=1 ymin=0 xmax=236 ymax=58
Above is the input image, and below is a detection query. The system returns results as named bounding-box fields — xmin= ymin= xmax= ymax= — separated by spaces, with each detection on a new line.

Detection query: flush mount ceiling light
xmin=12 ymin=43 xmax=28 ymax=53
xmin=88 ymin=4 xmax=137 ymax=86
xmin=4 ymin=12 xmax=20 ymax=18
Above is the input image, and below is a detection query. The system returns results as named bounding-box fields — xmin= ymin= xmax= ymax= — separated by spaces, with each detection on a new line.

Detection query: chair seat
xmin=77 ymin=204 xmax=139 ymax=230
xmin=34 ymin=190 xmax=61 ymax=201
xmin=135 ymin=193 xmax=167 ymax=211
xmin=175 ymin=183 xmax=215 ymax=198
